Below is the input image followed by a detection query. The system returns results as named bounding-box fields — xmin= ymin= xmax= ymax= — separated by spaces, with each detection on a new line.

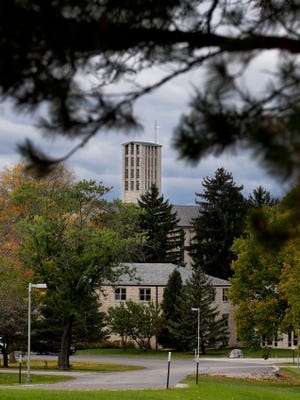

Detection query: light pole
xmin=27 ymin=283 xmax=47 ymax=383
xmin=191 ymin=307 xmax=200 ymax=384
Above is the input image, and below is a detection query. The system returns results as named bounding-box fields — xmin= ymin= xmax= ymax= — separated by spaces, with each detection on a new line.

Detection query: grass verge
xmin=78 ymin=347 xmax=295 ymax=359
xmin=3 ymin=360 xmax=144 ymax=372
xmin=0 ymin=373 xmax=73 ymax=386
xmin=1 ymin=370 xmax=300 ymax=400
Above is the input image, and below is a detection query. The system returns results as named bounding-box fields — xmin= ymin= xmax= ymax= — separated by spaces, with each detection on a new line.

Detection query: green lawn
xmin=0 ymin=372 xmax=300 ymax=400
xmin=77 ymin=346 xmax=295 ymax=359
xmin=0 ymin=373 xmax=73 ymax=386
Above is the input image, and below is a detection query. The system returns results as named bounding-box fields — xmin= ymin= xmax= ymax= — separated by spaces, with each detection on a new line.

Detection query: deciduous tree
xmin=0 ymin=163 xmax=143 ymax=369
xmin=18 ymin=179 xmax=143 ymax=369
xmin=106 ymin=303 xmax=133 ymax=351
xmin=230 ymin=223 xmax=286 ymax=348
xmin=0 ymin=258 xmax=28 ymax=367
xmin=229 ymin=189 xmax=300 ymax=348
xmin=106 ymin=300 xmax=162 ymax=351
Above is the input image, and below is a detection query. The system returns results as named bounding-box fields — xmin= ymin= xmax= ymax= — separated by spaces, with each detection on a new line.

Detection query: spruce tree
xmin=138 ymin=185 xmax=184 ymax=265
xmin=159 ymin=268 xmax=183 ymax=348
xmin=248 ymin=186 xmax=279 ymax=208
xmin=189 ymin=168 xmax=247 ymax=279
xmin=169 ymin=268 xmax=229 ymax=354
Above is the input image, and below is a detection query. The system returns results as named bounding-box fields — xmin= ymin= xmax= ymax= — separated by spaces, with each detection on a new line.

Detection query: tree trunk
xmin=2 ymin=350 xmax=9 ymax=368
xmin=9 ymin=351 xmax=16 ymax=363
xmin=58 ymin=316 xmax=73 ymax=370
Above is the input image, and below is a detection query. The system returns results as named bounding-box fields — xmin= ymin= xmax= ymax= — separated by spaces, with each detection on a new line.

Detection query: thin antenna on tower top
xmin=153 ymin=120 xmax=160 ymax=143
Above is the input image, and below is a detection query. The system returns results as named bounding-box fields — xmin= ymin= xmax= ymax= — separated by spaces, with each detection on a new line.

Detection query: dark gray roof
xmin=111 ymin=263 xmax=230 ymax=287
xmin=122 ymin=141 xmax=162 ymax=147
xmin=172 ymin=205 xmax=199 ymax=227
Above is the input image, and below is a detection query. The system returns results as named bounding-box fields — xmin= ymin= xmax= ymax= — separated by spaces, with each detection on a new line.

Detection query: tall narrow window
xmin=222 ymin=288 xmax=229 ymax=302
xmin=294 ymin=331 xmax=298 ymax=347
xmin=222 ymin=313 xmax=229 ymax=327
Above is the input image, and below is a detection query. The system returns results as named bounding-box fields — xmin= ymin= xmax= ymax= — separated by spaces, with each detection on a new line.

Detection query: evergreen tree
xmin=189 ymin=168 xmax=247 ymax=279
xmin=138 ymin=185 xmax=184 ymax=265
xmin=159 ymin=268 xmax=183 ymax=348
xmin=248 ymin=186 xmax=279 ymax=209
xmin=169 ymin=268 xmax=228 ymax=354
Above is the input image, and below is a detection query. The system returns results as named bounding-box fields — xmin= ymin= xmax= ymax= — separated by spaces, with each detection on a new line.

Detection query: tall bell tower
xmin=122 ymin=141 xmax=162 ymax=204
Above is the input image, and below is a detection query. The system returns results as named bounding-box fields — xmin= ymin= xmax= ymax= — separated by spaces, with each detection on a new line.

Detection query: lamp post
xmin=191 ymin=307 xmax=200 ymax=384
xmin=26 ymin=283 xmax=47 ymax=383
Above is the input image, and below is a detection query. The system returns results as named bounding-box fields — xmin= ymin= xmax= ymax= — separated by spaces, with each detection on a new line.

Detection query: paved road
xmin=0 ymin=354 xmax=283 ymax=390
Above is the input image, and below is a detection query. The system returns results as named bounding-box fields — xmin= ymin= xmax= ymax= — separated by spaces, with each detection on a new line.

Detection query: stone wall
xmin=99 ymin=284 xmax=239 ymax=348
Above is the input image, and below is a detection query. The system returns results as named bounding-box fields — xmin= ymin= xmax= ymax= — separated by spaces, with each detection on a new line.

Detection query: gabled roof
xmin=110 ymin=263 xmax=230 ymax=287
xmin=172 ymin=205 xmax=199 ymax=227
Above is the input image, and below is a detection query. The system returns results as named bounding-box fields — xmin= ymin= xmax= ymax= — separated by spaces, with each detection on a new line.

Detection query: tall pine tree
xmin=159 ymin=268 xmax=183 ymax=349
xmin=169 ymin=268 xmax=229 ymax=354
xmin=138 ymin=185 xmax=184 ymax=265
xmin=189 ymin=168 xmax=247 ymax=279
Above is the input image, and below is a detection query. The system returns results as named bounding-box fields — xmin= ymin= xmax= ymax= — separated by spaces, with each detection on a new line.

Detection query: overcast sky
xmin=0 ymin=52 xmax=292 ymax=205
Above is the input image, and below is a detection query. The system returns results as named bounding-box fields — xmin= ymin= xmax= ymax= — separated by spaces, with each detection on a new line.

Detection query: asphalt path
xmin=0 ymin=354 xmax=283 ymax=391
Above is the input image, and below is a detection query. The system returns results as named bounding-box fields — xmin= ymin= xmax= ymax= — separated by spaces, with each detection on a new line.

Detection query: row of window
xmin=125 ymin=144 xmax=140 ymax=155
xmin=124 ymin=181 xmax=139 ymax=191
xmin=125 ymin=168 xmax=140 ymax=179
xmin=262 ymin=332 xmax=299 ymax=348
xmin=115 ymin=287 xmax=151 ymax=301
xmin=115 ymin=287 xmax=229 ymax=302
xmin=125 ymin=157 xmax=140 ymax=167
xmin=210 ymin=288 xmax=229 ymax=302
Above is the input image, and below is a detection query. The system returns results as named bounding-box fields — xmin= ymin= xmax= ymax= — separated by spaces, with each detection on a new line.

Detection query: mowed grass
xmin=1 ymin=370 xmax=300 ymax=400
xmin=0 ymin=373 xmax=73 ymax=386
xmin=30 ymin=359 xmax=144 ymax=372
xmin=77 ymin=346 xmax=295 ymax=359
xmin=0 ymin=359 xmax=144 ymax=386
xmin=3 ymin=359 xmax=144 ymax=372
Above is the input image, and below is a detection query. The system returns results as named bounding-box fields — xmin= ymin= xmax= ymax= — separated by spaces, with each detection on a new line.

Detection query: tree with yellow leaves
xmin=0 ymin=164 xmax=144 ymax=369
xmin=230 ymin=182 xmax=300 ymax=349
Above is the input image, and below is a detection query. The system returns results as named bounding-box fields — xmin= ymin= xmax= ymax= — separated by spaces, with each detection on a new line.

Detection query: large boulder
xmin=228 ymin=349 xmax=244 ymax=358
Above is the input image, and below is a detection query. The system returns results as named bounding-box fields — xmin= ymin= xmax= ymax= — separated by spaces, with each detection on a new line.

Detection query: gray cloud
xmin=0 ymin=54 xmax=291 ymax=205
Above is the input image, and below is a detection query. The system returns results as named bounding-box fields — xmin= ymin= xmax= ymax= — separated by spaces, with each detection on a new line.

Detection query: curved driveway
xmin=1 ymin=354 xmax=281 ymax=390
